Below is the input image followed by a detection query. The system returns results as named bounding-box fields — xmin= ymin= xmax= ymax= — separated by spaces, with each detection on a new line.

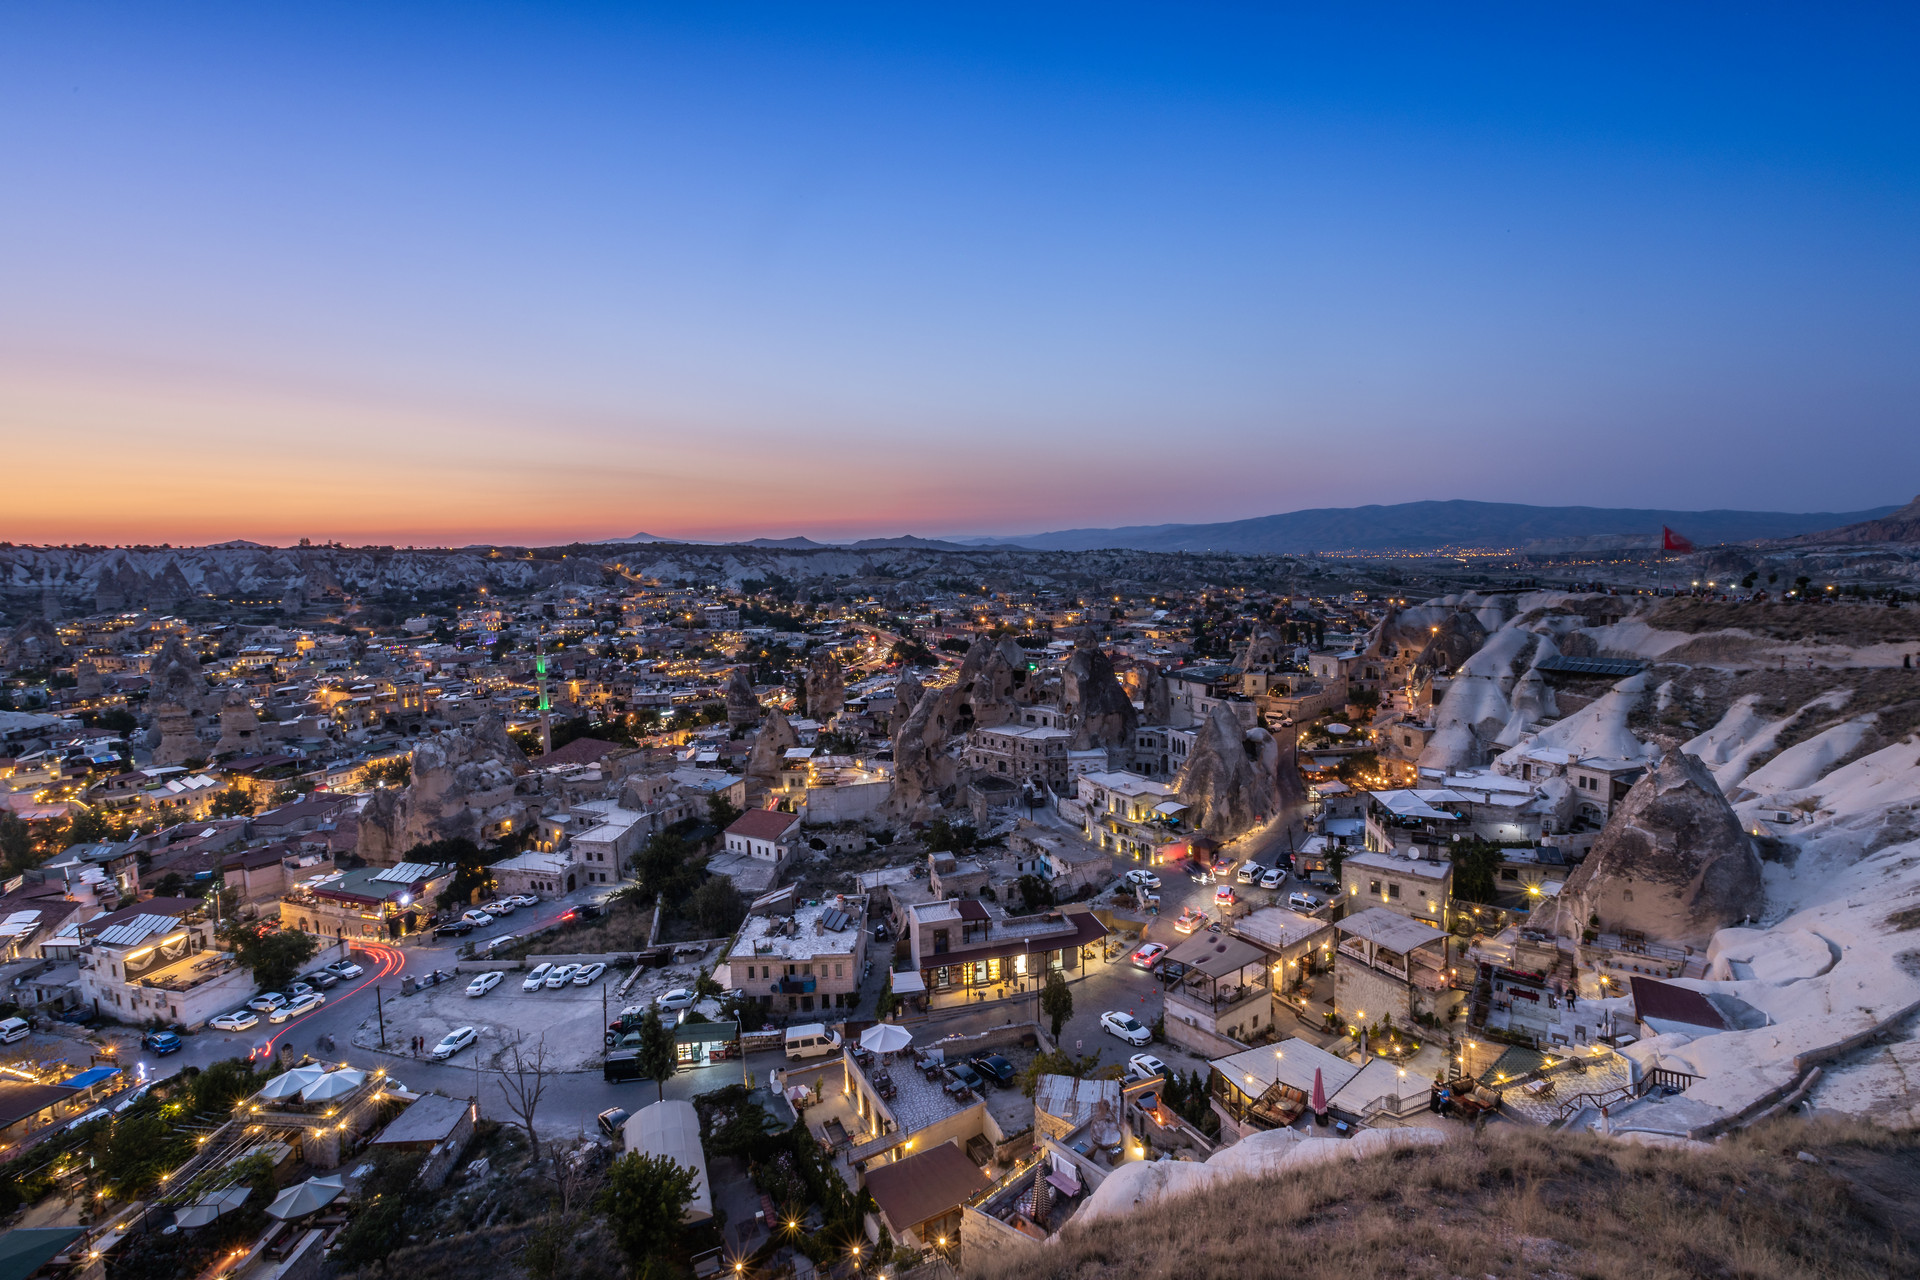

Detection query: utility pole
xmin=374 ymin=985 xmax=385 ymax=1050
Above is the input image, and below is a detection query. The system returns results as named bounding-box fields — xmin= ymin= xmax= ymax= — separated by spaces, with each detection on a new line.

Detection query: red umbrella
xmin=1311 ymin=1066 xmax=1327 ymax=1120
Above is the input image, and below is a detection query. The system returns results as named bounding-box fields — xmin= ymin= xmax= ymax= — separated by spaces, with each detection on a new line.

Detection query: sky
xmin=2 ymin=3 xmax=1918 ymax=546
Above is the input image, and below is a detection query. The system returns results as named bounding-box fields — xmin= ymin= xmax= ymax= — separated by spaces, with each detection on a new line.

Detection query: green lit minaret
xmin=536 ymin=651 xmax=552 ymax=756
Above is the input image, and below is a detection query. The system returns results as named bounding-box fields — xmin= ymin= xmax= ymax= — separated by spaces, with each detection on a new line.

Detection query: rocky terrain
xmin=357 ymin=716 xmax=529 ymax=864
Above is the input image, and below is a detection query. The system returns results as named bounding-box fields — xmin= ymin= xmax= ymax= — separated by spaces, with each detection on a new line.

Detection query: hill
xmin=970 ymin=1119 xmax=1918 ymax=1280
xmin=977 ymin=499 xmax=1903 ymax=554
xmin=1783 ymin=494 xmax=1920 ymax=546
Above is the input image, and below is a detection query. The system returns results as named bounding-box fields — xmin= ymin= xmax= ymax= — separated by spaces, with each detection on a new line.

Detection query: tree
xmin=329 ymin=1150 xmax=424 ymax=1274
xmin=600 ymin=1151 xmax=698 ymax=1277
xmin=637 ymin=1007 xmax=676 ymax=1102
xmin=61 ymin=807 xmax=112 ymax=848
xmin=209 ymin=788 xmax=254 ymax=818
xmin=1015 ymin=874 xmax=1056 ymax=914
xmin=688 ymin=877 xmax=745 ymax=936
xmin=498 ymin=1034 xmax=553 ymax=1160
xmin=0 ymin=812 xmax=34 ymax=873
xmin=707 ymin=792 xmax=743 ymax=830
xmin=422 ymin=837 xmax=495 ymax=908
xmin=226 ymin=923 xmax=317 ymax=993
xmin=1040 ymin=969 xmax=1073 ymax=1040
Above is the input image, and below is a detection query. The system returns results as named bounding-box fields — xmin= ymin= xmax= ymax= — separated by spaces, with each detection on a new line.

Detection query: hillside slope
xmin=970 ymin=1120 xmax=1917 ymax=1280
xmin=984 ymin=500 xmax=1902 ymax=554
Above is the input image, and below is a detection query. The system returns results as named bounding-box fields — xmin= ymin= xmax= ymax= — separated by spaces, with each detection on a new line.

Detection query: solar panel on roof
xmin=1535 ymin=655 xmax=1646 ymax=677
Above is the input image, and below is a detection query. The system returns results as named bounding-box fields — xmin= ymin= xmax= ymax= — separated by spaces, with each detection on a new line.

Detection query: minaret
xmin=536 ymin=652 xmax=552 ymax=756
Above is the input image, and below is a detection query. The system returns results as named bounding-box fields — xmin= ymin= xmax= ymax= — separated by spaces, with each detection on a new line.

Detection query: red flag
xmin=1662 ymin=526 xmax=1694 ymax=553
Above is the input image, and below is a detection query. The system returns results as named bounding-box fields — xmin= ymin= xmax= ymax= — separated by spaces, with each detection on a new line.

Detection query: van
xmin=603 ymin=1051 xmax=644 ymax=1083
xmin=784 ymin=1023 xmax=842 ymax=1060
xmin=1288 ymin=892 xmax=1324 ymax=913
xmin=0 ymin=1017 xmax=28 ymax=1044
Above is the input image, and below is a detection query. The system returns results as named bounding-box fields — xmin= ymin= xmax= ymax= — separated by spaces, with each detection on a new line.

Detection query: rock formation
xmin=805 ymin=648 xmax=847 ymax=721
xmin=1538 ymin=748 xmax=1763 ymax=950
xmin=148 ymin=635 xmax=211 ymax=715
xmin=1173 ymin=704 xmax=1291 ymax=839
xmin=889 ymin=636 xmax=1027 ymax=818
xmin=724 ymin=666 xmax=762 ymax=729
xmin=1 ymin=618 xmax=64 ymax=667
xmin=356 ymin=716 xmax=529 ymax=865
xmin=1139 ymin=664 xmax=1172 ymax=725
xmin=148 ymin=701 xmax=204 ymax=767
xmin=1062 ymin=640 xmax=1138 ymax=751
xmin=743 ymin=709 xmax=801 ymax=801
xmin=212 ymin=686 xmax=264 ymax=758
xmin=1236 ymin=625 xmax=1289 ymax=670
xmin=890 ymin=672 xmax=924 ymax=738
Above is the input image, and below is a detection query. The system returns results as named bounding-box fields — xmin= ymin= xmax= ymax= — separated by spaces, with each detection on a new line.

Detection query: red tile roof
xmin=536 ymin=737 xmax=625 ymax=768
xmin=725 ymin=809 xmax=801 ymax=842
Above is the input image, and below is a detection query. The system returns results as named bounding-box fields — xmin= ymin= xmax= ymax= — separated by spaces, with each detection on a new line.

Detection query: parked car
xmin=461 ymin=909 xmax=494 ymax=927
xmin=246 ymin=992 xmax=287 ymax=1014
xmin=142 ymin=1029 xmax=183 ymax=1055
xmin=573 ymin=962 xmax=607 ymax=986
xmin=432 ymin=1026 xmax=478 ymax=1059
xmin=1259 ymin=865 xmax=1287 ymax=890
xmin=656 ymin=987 xmax=700 ymax=1011
xmin=1237 ymin=862 xmax=1262 ymax=884
xmin=300 ymin=969 xmax=341 ymax=989
xmin=1131 ymin=942 xmax=1169 ymax=969
xmin=268 ymin=992 xmax=325 ymax=1023
xmin=1127 ymin=1053 xmax=1168 ymax=1082
xmin=1214 ymin=886 xmax=1238 ymax=908
xmin=1100 ymin=1011 xmax=1153 ymax=1046
xmin=467 ymin=971 xmax=504 ymax=997
xmin=1124 ymin=869 xmax=1162 ymax=889
xmin=946 ymin=1061 xmax=986 ymax=1092
xmin=288 ymin=982 xmax=316 ymax=1000
xmin=434 ymin=919 xmax=473 ymax=938
xmin=484 ymin=899 xmax=517 ymax=916
xmin=506 ymin=894 xmax=539 ymax=909
xmin=1211 ymin=856 xmax=1238 ymax=877
xmin=210 ymin=1009 xmax=259 ymax=1032
xmin=544 ymin=963 xmax=580 ymax=989
xmin=969 ymin=1054 xmax=1017 ymax=1087
xmin=325 ymin=958 xmax=365 ymax=979
xmin=1288 ymin=891 xmax=1324 ymax=913
xmin=872 ymin=921 xmax=889 ymax=942
xmin=597 ymin=1107 xmax=631 ymax=1140
xmin=478 ymin=934 xmax=517 ymax=956
xmin=523 ymin=963 xmax=553 ymax=992
xmin=1173 ymin=907 xmax=1207 ymax=934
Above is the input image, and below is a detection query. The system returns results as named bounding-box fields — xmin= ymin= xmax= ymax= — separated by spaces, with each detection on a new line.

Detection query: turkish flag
xmin=1662 ymin=526 xmax=1694 ymax=553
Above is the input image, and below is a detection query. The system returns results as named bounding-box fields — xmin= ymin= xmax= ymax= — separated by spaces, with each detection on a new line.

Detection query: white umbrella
xmin=299 ymin=1069 xmax=367 ymax=1103
xmin=265 ymin=1175 xmax=344 ymax=1221
xmin=175 ymin=1185 xmax=251 ymax=1228
xmin=256 ymin=1066 xmax=327 ymax=1100
xmin=859 ymin=1023 xmax=913 ymax=1053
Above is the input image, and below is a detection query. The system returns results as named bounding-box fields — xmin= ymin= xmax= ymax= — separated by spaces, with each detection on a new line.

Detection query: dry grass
xmin=1648 ymin=600 xmax=1920 ymax=644
xmin=970 ymin=1119 xmax=1919 ymax=1280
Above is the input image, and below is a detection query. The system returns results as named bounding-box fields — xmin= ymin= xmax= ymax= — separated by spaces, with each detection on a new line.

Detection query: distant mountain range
xmin=955 ymin=500 xmax=1906 ymax=554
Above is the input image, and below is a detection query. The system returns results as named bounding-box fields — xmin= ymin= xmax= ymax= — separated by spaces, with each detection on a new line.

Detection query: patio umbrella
xmin=1311 ymin=1067 xmax=1328 ymax=1123
xmin=175 ymin=1185 xmax=251 ymax=1228
xmin=255 ymin=1065 xmax=328 ymax=1101
xmin=299 ymin=1069 xmax=367 ymax=1104
xmin=264 ymin=1175 xmax=345 ymax=1221
xmin=859 ymin=1024 xmax=913 ymax=1053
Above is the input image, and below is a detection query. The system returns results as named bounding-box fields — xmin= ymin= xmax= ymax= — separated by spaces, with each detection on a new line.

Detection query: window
xmin=835 ymin=963 xmax=843 ymax=978
xmin=932 ymin=929 xmax=949 ymax=955
xmin=1369 ymin=879 xmax=1381 ymax=896
xmin=1389 ymin=883 xmax=1401 ymax=899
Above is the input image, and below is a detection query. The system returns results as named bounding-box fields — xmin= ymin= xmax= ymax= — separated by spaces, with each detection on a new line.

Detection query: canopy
xmin=255 ymin=1065 xmax=327 ymax=1100
xmin=265 ymin=1175 xmax=345 ymax=1220
xmin=859 ymin=1023 xmax=913 ymax=1053
xmin=175 ymin=1185 xmax=251 ymax=1229
xmin=300 ymin=1069 xmax=367 ymax=1103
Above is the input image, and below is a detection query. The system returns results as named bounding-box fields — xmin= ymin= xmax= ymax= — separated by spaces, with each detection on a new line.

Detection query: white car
xmin=572 ymin=962 xmax=607 ymax=986
xmin=210 ymin=1009 xmax=259 ymax=1032
xmin=325 ymin=958 xmax=365 ymax=980
xmin=1123 ymin=869 xmax=1161 ymax=890
xmin=522 ymin=963 xmax=553 ymax=992
xmin=461 ymin=909 xmax=494 ymax=927
xmin=1259 ymin=865 xmax=1286 ymax=890
xmin=431 ymin=1026 xmax=477 ymax=1059
xmin=1127 ymin=1053 xmax=1168 ymax=1082
xmin=1288 ymin=892 xmax=1324 ymax=913
xmin=1100 ymin=1011 xmax=1153 ymax=1046
xmin=656 ymin=987 xmax=700 ymax=1011
xmin=268 ymin=991 xmax=325 ymax=1023
xmin=1237 ymin=862 xmax=1262 ymax=884
xmin=506 ymin=894 xmax=538 ymax=909
xmin=466 ymin=971 xmax=504 ymax=997
xmin=482 ymin=899 xmax=515 ymax=916
xmin=544 ymin=963 xmax=580 ymax=989
xmin=246 ymin=992 xmax=287 ymax=1014
xmin=288 ymin=981 xmax=316 ymax=1000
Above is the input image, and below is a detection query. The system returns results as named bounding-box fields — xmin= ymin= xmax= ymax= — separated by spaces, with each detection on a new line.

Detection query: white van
xmin=784 ymin=1024 xmax=842 ymax=1061
xmin=0 ymin=1017 xmax=28 ymax=1045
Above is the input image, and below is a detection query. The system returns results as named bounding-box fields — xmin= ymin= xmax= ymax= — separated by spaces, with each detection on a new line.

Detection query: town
xmin=0 ymin=514 xmax=1917 ymax=1280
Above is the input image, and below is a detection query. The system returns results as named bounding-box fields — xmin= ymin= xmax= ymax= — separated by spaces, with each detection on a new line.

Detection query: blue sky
xmin=2 ymin=3 xmax=1916 ymax=543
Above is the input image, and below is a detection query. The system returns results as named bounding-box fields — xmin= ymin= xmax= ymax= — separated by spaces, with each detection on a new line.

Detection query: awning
xmin=888 ymin=971 xmax=926 ymax=995
xmin=1152 ymin=801 xmax=1189 ymax=816
xmin=672 ymin=1019 xmax=737 ymax=1046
